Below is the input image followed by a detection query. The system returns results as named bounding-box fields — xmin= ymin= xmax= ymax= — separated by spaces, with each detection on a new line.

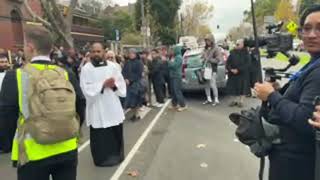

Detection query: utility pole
xmin=250 ymin=0 xmax=263 ymax=82
xmin=141 ymin=0 xmax=147 ymax=48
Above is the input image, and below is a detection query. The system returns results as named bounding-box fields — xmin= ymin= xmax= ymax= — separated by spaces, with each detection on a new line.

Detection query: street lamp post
xmin=250 ymin=0 xmax=263 ymax=82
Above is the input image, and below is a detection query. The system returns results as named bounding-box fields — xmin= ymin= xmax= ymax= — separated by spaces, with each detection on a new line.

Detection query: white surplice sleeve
xmin=80 ymin=65 xmax=104 ymax=104
xmin=114 ymin=64 xmax=127 ymax=98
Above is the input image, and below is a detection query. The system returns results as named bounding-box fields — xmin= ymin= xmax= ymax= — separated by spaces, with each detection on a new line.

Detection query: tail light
xmin=182 ymin=56 xmax=188 ymax=78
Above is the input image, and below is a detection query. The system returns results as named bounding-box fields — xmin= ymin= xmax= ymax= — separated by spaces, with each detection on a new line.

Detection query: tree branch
xmin=40 ymin=0 xmax=74 ymax=48
xmin=66 ymin=0 xmax=78 ymax=22
xmin=23 ymin=0 xmax=52 ymax=29
xmin=47 ymin=0 xmax=66 ymax=29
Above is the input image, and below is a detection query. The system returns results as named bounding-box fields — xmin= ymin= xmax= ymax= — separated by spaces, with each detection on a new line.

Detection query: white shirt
xmin=0 ymin=72 xmax=6 ymax=91
xmin=80 ymin=61 xmax=126 ymax=128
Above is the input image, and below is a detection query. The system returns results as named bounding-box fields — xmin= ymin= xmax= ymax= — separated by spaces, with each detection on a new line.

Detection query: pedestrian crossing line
xmin=110 ymin=99 xmax=171 ymax=180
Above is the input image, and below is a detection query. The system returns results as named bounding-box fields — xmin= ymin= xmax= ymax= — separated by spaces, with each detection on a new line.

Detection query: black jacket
xmin=267 ymin=58 xmax=320 ymax=157
xmin=0 ymin=61 xmax=86 ymax=164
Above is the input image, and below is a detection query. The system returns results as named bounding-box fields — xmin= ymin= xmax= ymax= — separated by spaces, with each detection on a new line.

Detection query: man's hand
xmin=104 ymin=78 xmax=116 ymax=88
xmin=254 ymin=82 xmax=275 ymax=101
xmin=309 ymin=106 xmax=320 ymax=128
xmin=231 ymin=69 xmax=239 ymax=74
xmin=125 ymin=79 xmax=130 ymax=85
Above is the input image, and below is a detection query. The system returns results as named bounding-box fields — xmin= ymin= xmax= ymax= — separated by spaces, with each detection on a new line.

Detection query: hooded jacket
xmin=168 ymin=46 xmax=183 ymax=79
xmin=203 ymin=34 xmax=223 ymax=72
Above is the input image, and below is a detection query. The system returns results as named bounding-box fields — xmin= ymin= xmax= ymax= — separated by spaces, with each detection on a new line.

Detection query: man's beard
xmin=92 ymin=56 xmax=103 ymax=62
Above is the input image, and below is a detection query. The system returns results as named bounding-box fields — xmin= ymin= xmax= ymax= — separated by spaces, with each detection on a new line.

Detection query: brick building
xmin=0 ymin=0 xmax=103 ymax=52
xmin=0 ymin=0 xmax=43 ymax=51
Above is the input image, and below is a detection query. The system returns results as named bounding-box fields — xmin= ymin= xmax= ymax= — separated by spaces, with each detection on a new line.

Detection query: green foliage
xmin=244 ymin=0 xmax=279 ymax=26
xmin=121 ymin=32 xmax=143 ymax=45
xmin=134 ymin=0 xmax=182 ymax=45
xmin=100 ymin=10 xmax=135 ymax=41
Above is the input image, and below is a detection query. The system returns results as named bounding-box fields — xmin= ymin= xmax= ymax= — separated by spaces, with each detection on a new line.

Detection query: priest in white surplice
xmin=80 ymin=43 xmax=126 ymax=167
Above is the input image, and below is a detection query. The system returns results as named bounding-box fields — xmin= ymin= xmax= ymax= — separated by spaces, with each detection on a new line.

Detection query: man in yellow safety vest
xmin=0 ymin=30 xmax=85 ymax=180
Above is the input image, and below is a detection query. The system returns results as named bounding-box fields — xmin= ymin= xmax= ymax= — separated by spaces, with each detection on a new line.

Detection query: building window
xmin=10 ymin=9 xmax=24 ymax=47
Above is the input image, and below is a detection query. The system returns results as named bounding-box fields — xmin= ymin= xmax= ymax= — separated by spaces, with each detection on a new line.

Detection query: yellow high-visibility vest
xmin=11 ymin=63 xmax=77 ymax=164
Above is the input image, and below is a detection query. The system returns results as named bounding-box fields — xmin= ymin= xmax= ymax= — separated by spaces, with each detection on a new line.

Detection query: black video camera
xmin=264 ymin=55 xmax=300 ymax=83
xmin=244 ymin=21 xmax=293 ymax=58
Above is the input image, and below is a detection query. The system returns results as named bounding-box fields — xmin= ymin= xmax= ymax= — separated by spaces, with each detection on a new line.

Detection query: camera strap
xmin=290 ymin=57 xmax=320 ymax=81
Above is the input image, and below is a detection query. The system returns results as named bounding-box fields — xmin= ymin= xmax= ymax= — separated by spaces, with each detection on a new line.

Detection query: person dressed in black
xmin=55 ymin=55 xmax=86 ymax=127
xmin=122 ymin=48 xmax=144 ymax=121
xmin=226 ymin=39 xmax=251 ymax=108
xmin=0 ymin=30 xmax=85 ymax=180
xmin=255 ymin=6 xmax=320 ymax=180
xmin=150 ymin=49 xmax=165 ymax=107
xmin=160 ymin=47 xmax=171 ymax=98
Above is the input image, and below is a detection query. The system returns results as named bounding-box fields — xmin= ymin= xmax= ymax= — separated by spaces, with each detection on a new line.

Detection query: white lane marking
xmin=110 ymin=99 xmax=171 ymax=180
xmin=78 ymin=140 xmax=90 ymax=152
xmin=78 ymin=109 xmax=132 ymax=153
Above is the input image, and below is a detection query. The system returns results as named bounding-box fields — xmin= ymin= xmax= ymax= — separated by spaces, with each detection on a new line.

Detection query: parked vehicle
xmin=181 ymin=49 xmax=227 ymax=91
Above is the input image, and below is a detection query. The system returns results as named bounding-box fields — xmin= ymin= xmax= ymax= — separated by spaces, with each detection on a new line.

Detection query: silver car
xmin=181 ymin=49 xmax=227 ymax=91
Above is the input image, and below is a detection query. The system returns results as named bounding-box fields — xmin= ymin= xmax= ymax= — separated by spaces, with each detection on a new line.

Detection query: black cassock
xmin=81 ymin=60 xmax=126 ymax=167
xmin=90 ymin=124 xmax=124 ymax=166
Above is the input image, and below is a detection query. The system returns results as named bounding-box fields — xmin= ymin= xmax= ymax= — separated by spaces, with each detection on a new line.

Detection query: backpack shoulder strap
xmin=23 ymin=64 xmax=40 ymax=77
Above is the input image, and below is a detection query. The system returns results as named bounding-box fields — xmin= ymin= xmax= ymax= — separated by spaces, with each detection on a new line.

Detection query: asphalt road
xmin=0 ymin=93 xmax=265 ymax=180
xmin=1 ymin=58 xmax=297 ymax=180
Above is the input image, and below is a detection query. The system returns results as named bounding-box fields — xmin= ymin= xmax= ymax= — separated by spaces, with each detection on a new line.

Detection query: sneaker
xmin=154 ymin=103 xmax=164 ymax=108
xmin=237 ymin=102 xmax=244 ymax=108
xmin=212 ymin=101 xmax=219 ymax=107
xmin=169 ymin=105 xmax=179 ymax=110
xmin=213 ymin=100 xmax=220 ymax=106
xmin=177 ymin=106 xmax=188 ymax=112
xmin=203 ymin=100 xmax=212 ymax=105
xmin=229 ymin=102 xmax=238 ymax=107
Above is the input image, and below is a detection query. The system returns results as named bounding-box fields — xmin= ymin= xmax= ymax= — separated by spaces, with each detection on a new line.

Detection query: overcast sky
xmin=116 ymin=0 xmax=251 ymax=36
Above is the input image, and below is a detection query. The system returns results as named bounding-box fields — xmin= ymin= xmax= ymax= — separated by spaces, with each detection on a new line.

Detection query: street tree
xmin=135 ymin=0 xmax=182 ymax=45
xmin=24 ymin=0 xmax=78 ymax=48
xmin=244 ymin=0 xmax=279 ymax=28
xmin=228 ymin=23 xmax=253 ymax=41
xmin=100 ymin=10 xmax=136 ymax=42
xmin=182 ymin=1 xmax=214 ymax=38
xmin=274 ymin=0 xmax=298 ymax=27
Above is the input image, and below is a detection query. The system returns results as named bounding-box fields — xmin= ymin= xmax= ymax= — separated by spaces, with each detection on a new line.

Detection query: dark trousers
xmin=170 ymin=78 xmax=186 ymax=107
xmin=163 ymin=74 xmax=172 ymax=97
xmin=18 ymin=158 xmax=77 ymax=180
xmin=269 ymin=152 xmax=314 ymax=180
xmin=153 ymin=81 xmax=165 ymax=104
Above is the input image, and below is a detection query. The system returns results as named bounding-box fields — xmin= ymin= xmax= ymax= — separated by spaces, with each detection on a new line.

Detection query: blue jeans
xmin=170 ymin=78 xmax=186 ymax=107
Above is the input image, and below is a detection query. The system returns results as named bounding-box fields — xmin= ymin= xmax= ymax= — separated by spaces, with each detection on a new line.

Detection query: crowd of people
xmin=0 ymin=26 xmax=188 ymax=179
xmin=2 ymin=5 xmax=320 ymax=180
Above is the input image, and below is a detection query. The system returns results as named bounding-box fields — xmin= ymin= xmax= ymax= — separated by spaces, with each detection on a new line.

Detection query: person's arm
xmin=0 ymin=70 xmax=19 ymax=152
xmin=267 ymin=69 xmax=320 ymax=136
xmin=208 ymin=48 xmax=223 ymax=64
xmin=114 ymin=65 xmax=127 ymax=98
xmin=168 ymin=56 xmax=182 ymax=70
xmin=68 ymin=70 xmax=86 ymax=126
xmin=80 ymin=65 xmax=104 ymax=104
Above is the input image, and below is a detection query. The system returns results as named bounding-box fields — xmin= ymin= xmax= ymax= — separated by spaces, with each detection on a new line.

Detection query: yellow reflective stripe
xmin=65 ymin=72 xmax=69 ymax=80
xmin=16 ymin=69 xmax=22 ymax=113
xmin=30 ymin=64 xmax=58 ymax=70
xmin=12 ymin=137 xmax=77 ymax=161
xmin=24 ymin=138 xmax=77 ymax=161
xmin=11 ymin=139 xmax=18 ymax=161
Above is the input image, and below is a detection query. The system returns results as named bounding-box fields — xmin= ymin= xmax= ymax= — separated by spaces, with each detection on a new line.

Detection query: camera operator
xmin=254 ymin=5 xmax=320 ymax=180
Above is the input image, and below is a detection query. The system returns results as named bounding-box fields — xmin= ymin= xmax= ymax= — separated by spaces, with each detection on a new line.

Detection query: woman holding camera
xmin=255 ymin=6 xmax=320 ymax=180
